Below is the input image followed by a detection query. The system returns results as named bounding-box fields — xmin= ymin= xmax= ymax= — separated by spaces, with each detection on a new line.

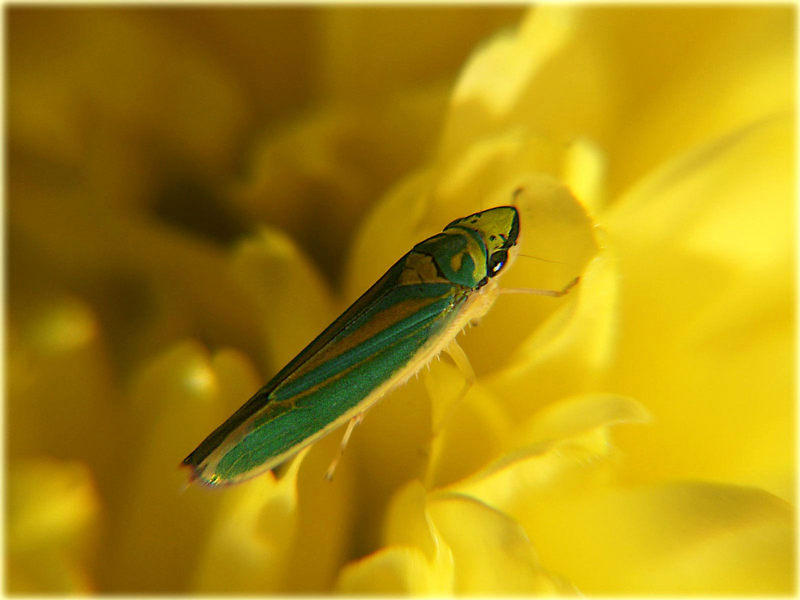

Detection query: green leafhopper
xmin=182 ymin=202 xmax=576 ymax=485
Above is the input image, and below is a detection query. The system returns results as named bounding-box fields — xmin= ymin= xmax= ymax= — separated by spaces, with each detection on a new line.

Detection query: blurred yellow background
xmin=6 ymin=6 xmax=794 ymax=594
xmin=6 ymin=7 xmax=525 ymax=592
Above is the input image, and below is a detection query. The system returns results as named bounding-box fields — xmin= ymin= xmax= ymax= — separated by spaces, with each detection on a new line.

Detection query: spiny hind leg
xmin=431 ymin=338 xmax=476 ymax=436
xmin=324 ymin=412 xmax=364 ymax=481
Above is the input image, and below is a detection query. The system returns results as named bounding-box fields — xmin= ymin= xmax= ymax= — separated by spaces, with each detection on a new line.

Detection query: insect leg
xmin=324 ymin=412 xmax=365 ymax=481
xmin=431 ymin=338 xmax=476 ymax=436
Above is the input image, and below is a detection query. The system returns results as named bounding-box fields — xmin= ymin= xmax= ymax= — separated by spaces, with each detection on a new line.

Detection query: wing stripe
xmin=183 ymin=253 xmax=456 ymax=472
xmin=271 ymin=288 xmax=454 ymax=401
xmin=214 ymin=294 xmax=462 ymax=479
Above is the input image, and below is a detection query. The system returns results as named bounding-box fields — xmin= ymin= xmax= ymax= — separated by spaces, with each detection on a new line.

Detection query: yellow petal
xmin=515 ymin=481 xmax=794 ymax=594
xmin=348 ymin=135 xmax=595 ymax=303
xmin=514 ymin=393 xmax=651 ymax=449
xmin=343 ymin=482 xmax=575 ymax=594
xmin=422 ymin=358 xmax=511 ymax=489
xmin=101 ymin=342 xmax=260 ymax=591
xmin=488 ymin=248 xmax=617 ymax=421
xmin=427 ymin=493 xmax=574 ymax=594
xmin=433 ymin=131 xmax=565 ymax=211
xmin=383 ymin=481 xmax=447 ymax=565
xmin=442 ymin=6 xmax=579 ymax=155
xmin=9 ymin=7 xmax=794 ymax=595
xmin=341 ymin=480 xmax=453 ymax=594
xmin=346 ymin=376 xmax=433 ymax=543
xmin=603 ymin=114 xmax=794 ymax=498
xmin=344 ymin=168 xmax=438 ymax=297
xmin=597 ymin=7 xmax=794 ymax=198
xmin=280 ymin=433 xmax=357 ymax=592
xmin=237 ymin=89 xmax=449 ymax=281
xmin=230 ymin=226 xmax=337 ymax=370
xmin=192 ymin=449 xmax=304 ymax=592
xmin=442 ymin=174 xmax=599 ymax=382
xmin=444 ymin=6 xmax=793 ymax=202
xmin=449 ymin=394 xmax=649 ymax=506
xmin=10 ymin=171 xmax=267 ymax=367
xmin=320 ymin=7 xmax=525 ymax=102
xmin=336 ymin=546 xmax=446 ymax=595
xmin=7 ymin=458 xmax=99 ymax=593
xmin=7 ymin=294 xmax=117 ymax=478
xmin=8 ymin=8 xmax=247 ymax=167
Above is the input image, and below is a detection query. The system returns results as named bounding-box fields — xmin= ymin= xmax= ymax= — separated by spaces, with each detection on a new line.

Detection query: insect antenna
xmin=516 ymin=253 xmax=574 ymax=266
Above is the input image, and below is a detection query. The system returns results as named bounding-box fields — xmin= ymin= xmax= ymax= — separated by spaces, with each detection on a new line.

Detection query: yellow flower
xmin=6 ymin=5 xmax=793 ymax=594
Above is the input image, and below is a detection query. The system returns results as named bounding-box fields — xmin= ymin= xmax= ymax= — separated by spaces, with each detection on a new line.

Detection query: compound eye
xmin=487 ymin=250 xmax=508 ymax=276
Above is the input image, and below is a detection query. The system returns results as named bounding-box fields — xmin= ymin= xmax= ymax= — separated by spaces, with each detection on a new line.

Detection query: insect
xmin=182 ymin=200 xmax=577 ymax=486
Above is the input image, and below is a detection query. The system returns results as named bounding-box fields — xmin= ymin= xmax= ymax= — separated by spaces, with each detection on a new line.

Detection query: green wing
xmin=182 ymin=248 xmax=466 ymax=483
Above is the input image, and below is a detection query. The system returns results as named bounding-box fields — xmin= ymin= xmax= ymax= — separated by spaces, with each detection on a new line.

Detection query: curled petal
xmin=448 ymin=394 xmax=650 ymax=504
